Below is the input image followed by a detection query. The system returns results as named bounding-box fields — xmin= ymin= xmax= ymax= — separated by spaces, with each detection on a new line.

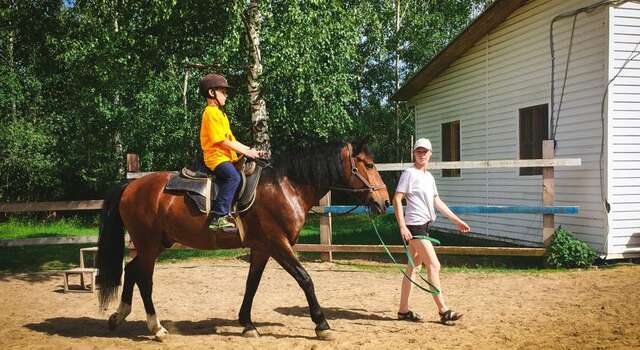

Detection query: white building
xmin=392 ymin=0 xmax=640 ymax=259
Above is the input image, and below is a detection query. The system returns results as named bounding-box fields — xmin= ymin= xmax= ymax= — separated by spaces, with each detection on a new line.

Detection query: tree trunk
xmin=182 ymin=68 xmax=189 ymax=108
xmin=113 ymin=14 xmax=125 ymax=177
xmin=9 ymin=1 xmax=16 ymax=120
xmin=395 ymin=0 xmax=401 ymax=162
xmin=242 ymin=0 xmax=271 ymax=157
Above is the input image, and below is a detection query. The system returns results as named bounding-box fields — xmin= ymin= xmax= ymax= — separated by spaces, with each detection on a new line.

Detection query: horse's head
xmin=339 ymin=138 xmax=390 ymax=215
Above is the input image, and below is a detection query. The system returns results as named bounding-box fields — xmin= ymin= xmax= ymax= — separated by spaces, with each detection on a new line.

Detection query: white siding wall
xmin=411 ymin=0 xmax=609 ymax=250
xmin=608 ymin=2 xmax=640 ymax=256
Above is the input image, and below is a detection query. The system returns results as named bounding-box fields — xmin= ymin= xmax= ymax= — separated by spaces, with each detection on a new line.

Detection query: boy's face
xmin=209 ymin=87 xmax=228 ymax=106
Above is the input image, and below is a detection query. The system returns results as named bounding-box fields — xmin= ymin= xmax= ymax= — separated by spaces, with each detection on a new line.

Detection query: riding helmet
xmin=199 ymin=73 xmax=229 ymax=98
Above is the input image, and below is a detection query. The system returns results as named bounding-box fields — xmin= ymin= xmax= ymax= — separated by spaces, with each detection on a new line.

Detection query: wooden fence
xmin=1 ymin=141 xmax=581 ymax=261
xmin=300 ymin=141 xmax=580 ymax=261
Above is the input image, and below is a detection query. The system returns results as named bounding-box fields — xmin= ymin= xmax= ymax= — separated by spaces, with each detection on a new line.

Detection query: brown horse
xmin=96 ymin=140 xmax=389 ymax=340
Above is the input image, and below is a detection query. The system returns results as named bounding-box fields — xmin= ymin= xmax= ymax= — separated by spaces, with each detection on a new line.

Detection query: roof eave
xmin=391 ymin=0 xmax=528 ymax=102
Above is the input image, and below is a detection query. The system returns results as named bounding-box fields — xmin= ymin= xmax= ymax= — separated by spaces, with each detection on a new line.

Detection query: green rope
xmin=367 ymin=214 xmax=440 ymax=295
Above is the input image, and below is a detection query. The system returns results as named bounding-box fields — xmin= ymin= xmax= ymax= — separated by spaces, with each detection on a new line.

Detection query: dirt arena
xmin=0 ymin=258 xmax=638 ymax=350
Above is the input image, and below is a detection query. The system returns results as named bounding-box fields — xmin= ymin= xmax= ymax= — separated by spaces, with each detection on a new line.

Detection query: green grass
xmin=298 ymin=214 xmax=545 ymax=269
xmin=0 ymin=244 xmax=249 ymax=273
xmin=329 ymin=260 xmax=556 ymax=274
xmin=0 ymin=215 xmax=545 ymax=272
xmin=0 ymin=217 xmax=97 ymax=239
xmin=300 ymin=214 xmax=519 ymax=247
xmin=0 ymin=244 xmax=97 ymax=272
xmin=158 ymin=248 xmax=248 ymax=263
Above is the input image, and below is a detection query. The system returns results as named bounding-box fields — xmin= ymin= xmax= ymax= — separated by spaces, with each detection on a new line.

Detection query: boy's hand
xmin=245 ymin=148 xmax=261 ymax=159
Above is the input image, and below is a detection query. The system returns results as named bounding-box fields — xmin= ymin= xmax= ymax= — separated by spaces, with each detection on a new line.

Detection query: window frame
xmin=518 ymin=104 xmax=549 ymax=176
xmin=441 ymin=120 xmax=461 ymax=178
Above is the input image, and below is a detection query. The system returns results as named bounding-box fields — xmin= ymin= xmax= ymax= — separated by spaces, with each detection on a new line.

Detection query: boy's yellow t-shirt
xmin=200 ymin=105 xmax=238 ymax=170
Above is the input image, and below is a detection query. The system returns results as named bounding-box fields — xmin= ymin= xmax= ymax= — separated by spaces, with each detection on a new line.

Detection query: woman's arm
xmin=434 ymin=196 xmax=470 ymax=233
xmin=393 ymin=192 xmax=413 ymax=241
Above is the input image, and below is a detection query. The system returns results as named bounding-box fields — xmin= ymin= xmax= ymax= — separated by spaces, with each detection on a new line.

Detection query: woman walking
xmin=393 ymin=138 xmax=470 ymax=324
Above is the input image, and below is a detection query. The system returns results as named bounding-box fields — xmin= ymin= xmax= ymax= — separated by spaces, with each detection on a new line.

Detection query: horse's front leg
xmin=271 ymin=242 xmax=334 ymax=340
xmin=238 ymin=249 xmax=270 ymax=337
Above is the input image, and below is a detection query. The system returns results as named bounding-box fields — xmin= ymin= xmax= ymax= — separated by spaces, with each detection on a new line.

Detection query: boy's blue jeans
xmin=211 ymin=161 xmax=241 ymax=217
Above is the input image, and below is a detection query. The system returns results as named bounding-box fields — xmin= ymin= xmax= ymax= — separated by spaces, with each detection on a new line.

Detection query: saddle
xmin=164 ymin=157 xmax=264 ymax=216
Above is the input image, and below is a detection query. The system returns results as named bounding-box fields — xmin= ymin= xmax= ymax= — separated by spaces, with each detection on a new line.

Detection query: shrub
xmin=546 ymin=227 xmax=597 ymax=268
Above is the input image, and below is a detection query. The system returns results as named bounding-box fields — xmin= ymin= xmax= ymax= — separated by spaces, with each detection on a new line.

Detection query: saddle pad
xmin=165 ymin=175 xmax=214 ymax=214
xmin=165 ymin=159 xmax=265 ymax=215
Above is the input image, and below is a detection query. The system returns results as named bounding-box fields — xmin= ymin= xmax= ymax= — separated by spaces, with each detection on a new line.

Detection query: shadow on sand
xmin=274 ymin=305 xmax=396 ymax=321
xmin=24 ymin=317 xmax=286 ymax=340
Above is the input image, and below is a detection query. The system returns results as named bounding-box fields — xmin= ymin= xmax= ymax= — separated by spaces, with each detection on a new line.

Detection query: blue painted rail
xmin=317 ymin=205 xmax=579 ymax=215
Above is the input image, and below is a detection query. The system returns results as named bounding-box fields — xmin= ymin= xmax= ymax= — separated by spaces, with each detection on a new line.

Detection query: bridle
xmin=329 ymin=143 xmax=387 ymax=193
xmin=311 ymin=143 xmax=386 ymax=217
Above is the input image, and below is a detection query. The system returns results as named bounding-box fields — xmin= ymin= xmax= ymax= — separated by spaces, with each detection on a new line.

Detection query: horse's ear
xmin=353 ymin=136 xmax=370 ymax=155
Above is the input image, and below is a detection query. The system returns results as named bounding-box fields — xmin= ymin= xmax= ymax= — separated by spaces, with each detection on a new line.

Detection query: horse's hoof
xmin=154 ymin=326 xmax=169 ymax=342
xmin=242 ymin=328 xmax=260 ymax=338
xmin=315 ymin=328 xmax=335 ymax=340
xmin=108 ymin=313 xmax=120 ymax=331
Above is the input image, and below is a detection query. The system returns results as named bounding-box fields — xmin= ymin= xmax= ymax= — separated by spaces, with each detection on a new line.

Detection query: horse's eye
xmin=365 ymin=163 xmax=375 ymax=169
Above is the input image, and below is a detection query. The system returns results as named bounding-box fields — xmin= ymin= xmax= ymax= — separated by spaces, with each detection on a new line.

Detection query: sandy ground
xmin=0 ymin=259 xmax=638 ymax=350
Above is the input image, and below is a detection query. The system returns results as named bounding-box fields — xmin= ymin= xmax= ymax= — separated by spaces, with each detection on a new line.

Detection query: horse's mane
xmin=268 ymin=142 xmax=347 ymax=189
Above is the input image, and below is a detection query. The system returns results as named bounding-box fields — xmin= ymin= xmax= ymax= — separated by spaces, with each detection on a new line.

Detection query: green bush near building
xmin=546 ymin=227 xmax=597 ymax=268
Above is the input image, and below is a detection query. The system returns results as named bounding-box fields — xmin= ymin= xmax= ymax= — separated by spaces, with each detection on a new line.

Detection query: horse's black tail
xmin=96 ymin=182 xmax=128 ymax=310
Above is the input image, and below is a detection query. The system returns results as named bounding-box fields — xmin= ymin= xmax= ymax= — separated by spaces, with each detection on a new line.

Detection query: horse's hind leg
xmin=271 ymin=244 xmax=334 ymax=340
xmin=108 ymin=256 xmax=139 ymax=330
xmin=137 ymin=252 xmax=169 ymax=341
xmin=238 ymin=249 xmax=269 ymax=337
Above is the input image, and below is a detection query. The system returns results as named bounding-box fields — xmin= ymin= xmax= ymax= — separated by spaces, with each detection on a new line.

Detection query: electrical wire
xmin=549 ymin=0 xmax=640 ymax=257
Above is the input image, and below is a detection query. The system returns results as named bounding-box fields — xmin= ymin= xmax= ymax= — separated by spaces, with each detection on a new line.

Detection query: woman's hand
xmin=456 ymin=220 xmax=470 ymax=233
xmin=400 ymin=226 xmax=413 ymax=241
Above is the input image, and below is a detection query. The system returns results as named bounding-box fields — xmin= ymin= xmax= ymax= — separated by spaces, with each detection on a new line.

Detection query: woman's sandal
xmin=439 ymin=310 xmax=463 ymax=324
xmin=397 ymin=310 xmax=423 ymax=322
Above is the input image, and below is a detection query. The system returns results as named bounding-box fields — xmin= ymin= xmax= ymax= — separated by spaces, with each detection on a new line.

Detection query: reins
xmin=366 ymin=210 xmax=441 ymax=295
xmin=309 ymin=204 xmax=363 ymax=217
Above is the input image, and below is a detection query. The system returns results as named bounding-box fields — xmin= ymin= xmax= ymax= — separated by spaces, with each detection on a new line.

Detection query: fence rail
xmin=0 ymin=200 xmax=103 ymax=213
xmin=376 ymin=158 xmax=581 ymax=171
xmin=0 ymin=236 xmax=546 ymax=257
xmin=293 ymin=244 xmax=546 ymax=256
xmin=1 ymin=144 xmax=580 ymax=261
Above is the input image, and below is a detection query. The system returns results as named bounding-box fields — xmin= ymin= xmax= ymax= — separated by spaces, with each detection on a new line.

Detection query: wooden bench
xmin=80 ymin=246 xmax=98 ymax=268
xmin=63 ymin=267 xmax=97 ymax=293
xmin=63 ymin=246 xmax=98 ymax=293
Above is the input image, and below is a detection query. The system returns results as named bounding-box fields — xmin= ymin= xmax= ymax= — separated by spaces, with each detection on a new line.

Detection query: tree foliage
xmin=0 ymin=0 xmax=490 ymax=201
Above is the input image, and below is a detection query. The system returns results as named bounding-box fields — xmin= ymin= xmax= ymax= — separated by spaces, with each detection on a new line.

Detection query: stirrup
xmin=208 ymin=216 xmax=236 ymax=230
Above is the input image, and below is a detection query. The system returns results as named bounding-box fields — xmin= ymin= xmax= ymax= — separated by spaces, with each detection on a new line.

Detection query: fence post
xmin=542 ymin=140 xmax=555 ymax=246
xmin=127 ymin=153 xmax=140 ymax=173
xmin=319 ymin=191 xmax=332 ymax=262
xmin=125 ymin=153 xmax=139 ymax=258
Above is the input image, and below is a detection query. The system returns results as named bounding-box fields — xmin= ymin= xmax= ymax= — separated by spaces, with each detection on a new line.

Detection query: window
xmin=519 ymin=104 xmax=549 ymax=176
xmin=441 ymin=120 xmax=460 ymax=177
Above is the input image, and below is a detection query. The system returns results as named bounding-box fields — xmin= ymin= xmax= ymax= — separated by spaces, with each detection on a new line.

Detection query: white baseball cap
xmin=413 ymin=138 xmax=432 ymax=151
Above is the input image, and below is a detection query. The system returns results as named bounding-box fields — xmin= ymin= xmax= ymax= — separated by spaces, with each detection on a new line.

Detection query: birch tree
xmin=242 ymin=0 xmax=270 ymax=157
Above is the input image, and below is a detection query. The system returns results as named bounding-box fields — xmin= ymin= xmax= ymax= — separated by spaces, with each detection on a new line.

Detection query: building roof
xmin=391 ymin=0 xmax=528 ymax=102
